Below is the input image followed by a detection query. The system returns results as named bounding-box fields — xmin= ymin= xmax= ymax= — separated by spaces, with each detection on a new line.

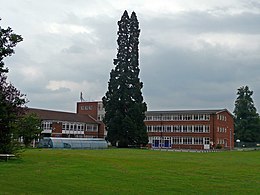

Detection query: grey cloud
xmin=141 ymin=11 xmax=260 ymax=35
xmin=2 ymin=1 xmax=260 ymax=113
xmin=62 ymin=45 xmax=85 ymax=54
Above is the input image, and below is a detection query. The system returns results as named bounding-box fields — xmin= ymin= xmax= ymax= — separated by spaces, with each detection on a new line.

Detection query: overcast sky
xmin=1 ymin=0 xmax=260 ymax=113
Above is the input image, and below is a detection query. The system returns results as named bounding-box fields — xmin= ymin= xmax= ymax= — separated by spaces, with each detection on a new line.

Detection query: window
xmin=183 ymin=125 xmax=187 ymax=132
xmin=205 ymin=115 xmax=210 ymax=120
xmin=153 ymin=115 xmax=162 ymax=121
xmin=183 ymin=137 xmax=192 ymax=144
xmin=199 ymin=125 xmax=204 ymax=132
xmin=173 ymin=115 xmax=182 ymax=120
xmin=42 ymin=121 xmax=52 ymax=130
xmin=187 ymin=125 xmax=192 ymax=132
xmin=194 ymin=137 xmax=203 ymax=145
xmin=147 ymin=126 xmax=152 ymax=132
xmin=204 ymin=137 xmax=210 ymax=145
xmin=194 ymin=125 xmax=199 ymax=132
xmin=205 ymin=125 xmax=210 ymax=133
xmin=154 ymin=126 xmax=162 ymax=132
xmin=173 ymin=137 xmax=181 ymax=144
xmin=173 ymin=125 xmax=181 ymax=132
xmin=81 ymin=105 xmax=93 ymax=110
xmin=183 ymin=115 xmax=192 ymax=120
xmin=194 ymin=115 xmax=199 ymax=120
xmin=162 ymin=115 xmax=172 ymax=121
xmin=199 ymin=114 xmax=204 ymax=120
xmin=86 ymin=125 xmax=98 ymax=132
xmin=163 ymin=126 xmax=172 ymax=132
xmin=145 ymin=116 xmax=153 ymax=121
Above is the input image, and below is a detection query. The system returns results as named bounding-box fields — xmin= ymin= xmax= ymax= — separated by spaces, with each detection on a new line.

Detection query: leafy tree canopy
xmin=0 ymin=18 xmax=23 ymax=73
xmin=0 ymin=18 xmax=26 ymax=154
xmin=15 ymin=112 xmax=42 ymax=147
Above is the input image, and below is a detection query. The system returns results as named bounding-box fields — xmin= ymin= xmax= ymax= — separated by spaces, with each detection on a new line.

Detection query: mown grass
xmin=0 ymin=149 xmax=259 ymax=194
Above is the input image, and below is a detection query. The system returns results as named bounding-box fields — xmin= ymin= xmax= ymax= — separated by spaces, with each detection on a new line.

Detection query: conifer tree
xmin=103 ymin=11 xmax=148 ymax=147
xmin=233 ymin=86 xmax=260 ymax=142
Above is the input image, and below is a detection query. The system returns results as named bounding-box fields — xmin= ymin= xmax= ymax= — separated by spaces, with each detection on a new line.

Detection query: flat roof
xmin=146 ymin=109 xmax=232 ymax=115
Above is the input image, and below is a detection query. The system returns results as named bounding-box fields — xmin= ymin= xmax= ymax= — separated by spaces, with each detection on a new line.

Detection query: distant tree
xmin=233 ymin=86 xmax=260 ymax=142
xmin=0 ymin=18 xmax=23 ymax=73
xmin=15 ymin=113 xmax=42 ymax=147
xmin=0 ymin=18 xmax=25 ymax=154
xmin=103 ymin=10 xmax=148 ymax=147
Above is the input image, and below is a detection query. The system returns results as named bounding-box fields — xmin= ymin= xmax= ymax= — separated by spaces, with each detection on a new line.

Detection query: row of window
xmin=145 ymin=114 xmax=210 ymax=121
xmin=217 ymin=127 xmax=227 ymax=133
xmin=80 ymin=105 xmax=94 ymax=111
xmin=62 ymin=123 xmax=85 ymax=131
xmin=42 ymin=122 xmax=52 ymax=130
xmin=217 ymin=114 xmax=227 ymax=121
xmin=217 ymin=138 xmax=226 ymax=145
xmin=41 ymin=121 xmax=98 ymax=132
xmin=149 ymin=136 xmax=210 ymax=146
xmin=146 ymin=125 xmax=210 ymax=133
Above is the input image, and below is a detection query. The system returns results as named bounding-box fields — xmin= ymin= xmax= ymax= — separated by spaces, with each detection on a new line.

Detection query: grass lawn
xmin=0 ymin=149 xmax=259 ymax=194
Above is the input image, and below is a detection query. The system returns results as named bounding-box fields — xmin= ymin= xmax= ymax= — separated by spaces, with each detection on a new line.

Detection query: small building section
xmin=145 ymin=109 xmax=234 ymax=150
xmin=76 ymin=101 xmax=106 ymax=138
xmin=39 ymin=137 xmax=108 ymax=149
xmin=28 ymin=108 xmax=101 ymax=138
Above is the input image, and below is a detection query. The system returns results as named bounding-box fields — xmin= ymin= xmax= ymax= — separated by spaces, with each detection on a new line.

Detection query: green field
xmin=0 ymin=149 xmax=259 ymax=194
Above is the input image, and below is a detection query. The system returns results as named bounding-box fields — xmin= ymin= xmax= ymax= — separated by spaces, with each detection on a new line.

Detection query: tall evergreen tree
xmin=0 ymin=18 xmax=26 ymax=154
xmin=103 ymin=10 xmax=148 ymax=147
xmin=233 ymin=86 xmax=260 ymax=142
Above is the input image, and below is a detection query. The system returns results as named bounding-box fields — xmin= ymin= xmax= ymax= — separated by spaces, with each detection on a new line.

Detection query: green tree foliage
xmin=0 ymin=18 xmax=26 ymax=154
xmin=16 ymin=113 xmax=42 ymax=147
xmin=233 ymin=86 xmax=260 ymax=142
xmin=103 ymin=11 xmax=148 ymax=147
xmin=0 ymin=19 xmax=23 ymax=73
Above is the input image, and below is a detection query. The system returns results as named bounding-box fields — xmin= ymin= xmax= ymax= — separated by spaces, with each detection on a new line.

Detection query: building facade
xmin=29 ymin=101 xmax=234 ymax=149
xmin=76 ymin=101 xmax=106 ymax=138
xmin=76 ymin=101 xmax=234 ymax=149
xmin=28 ymin=108 xmax=102 ymax=138
xmin=145 ymin=109 xmax=234 ymax=149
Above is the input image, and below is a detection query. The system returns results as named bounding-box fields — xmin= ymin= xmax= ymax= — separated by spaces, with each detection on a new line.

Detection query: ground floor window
xmin=149 ymin=136 xmax=210 ymax=147
xmin=149 ymin=136 xmax=172 ymax=148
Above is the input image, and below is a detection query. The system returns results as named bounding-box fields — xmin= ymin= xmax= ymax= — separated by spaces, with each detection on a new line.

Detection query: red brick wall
xmin=84 ymin=131 xmax=99 ymax=138
xmin=214 ymin=111 xmax=234 ymax=149
xmin=51 ymin=122 xmax=62 ymax=137
xmin=145 ymin=110 xmax=234 ymax=150
xmin=77 ymin=102 xmax=98 ymax=119
xmin=77 ymin=101 xmax=106 ymax=139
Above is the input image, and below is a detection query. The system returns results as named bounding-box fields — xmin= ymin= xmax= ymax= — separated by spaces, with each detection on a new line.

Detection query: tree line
xmin=0 ymin=11 xmax=259 ymax=154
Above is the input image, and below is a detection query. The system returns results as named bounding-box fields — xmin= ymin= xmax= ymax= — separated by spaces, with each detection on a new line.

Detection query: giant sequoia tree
xmin=233 ymin=86 xmax=260 ymax=142
xmin=0 ymin=18 xmax=26 ymax=153
xmin=103 ymin=11 xmax=148 ymax=147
